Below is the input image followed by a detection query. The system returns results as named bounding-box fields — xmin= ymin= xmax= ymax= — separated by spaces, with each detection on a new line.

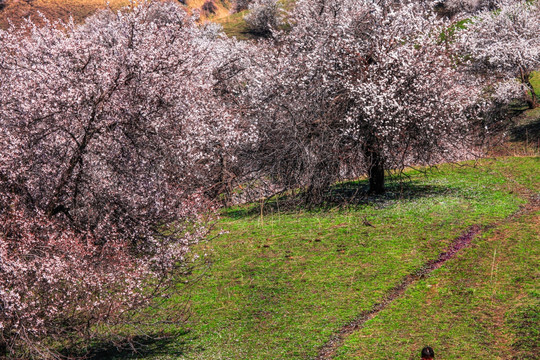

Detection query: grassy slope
xmin=0 ymin=0 xmax=285 ymax=38
xmin=336 ymin=210 xmax=539 ymax=360
xmin=0 ymin=0 xmax=131 ymax=28
xmin=138 ymin=157 xmax=538 ymax=360
xmin=1 ymin=3 xmax=538 ymax=359
xmin=0 ymin=0 xmax=233 ymax=29
xmin=215 ymin=9 xmax=252 ymax=40
xmin=335 ymin=158 xmax=540 ymax=360
xmin=531 ymin=71 xmax=540 ymax=98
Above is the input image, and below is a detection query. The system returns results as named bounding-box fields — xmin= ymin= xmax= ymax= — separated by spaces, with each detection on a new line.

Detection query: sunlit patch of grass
xmin=137 ymin=157 xmax=538 ymax=360
xmin=335 ymin=209 xmax=539 ymax=359
xmin=530 ymin=71 xmax=540 ymax=98
xmin=217 ymin=0 xmax=293 ymax=40
xmin=216 ymin=9 xmax=253 ymax=40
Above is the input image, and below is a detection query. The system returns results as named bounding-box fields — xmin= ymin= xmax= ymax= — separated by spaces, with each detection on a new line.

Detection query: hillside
xmin=108 ymin=155 xmax=538 ymax=360
xmin=0 ymin=0 xmax=233 ymax=29
xmin=0 ymin=0 xmax=125 ymax=28
xmin=1 ymin=1 xmax=539 ymax=359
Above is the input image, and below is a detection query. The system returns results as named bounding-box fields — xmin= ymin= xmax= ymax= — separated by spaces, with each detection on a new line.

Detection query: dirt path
xmin=317 ymin=194 xmax=540 ymax=360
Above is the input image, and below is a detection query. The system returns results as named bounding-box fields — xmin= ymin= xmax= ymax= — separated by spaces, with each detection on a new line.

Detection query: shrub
xmin=244 ymin=0 xmax=283 ymax=36
xmin=234 ymin=0 xmax=253 ymax=12
xmin=0 ymin=0 xmax=253 ymax=357
xmin=202 ymin=0 xmax=218 ymax=15
xmin=243 ymin=0 xmax=483 ymax=200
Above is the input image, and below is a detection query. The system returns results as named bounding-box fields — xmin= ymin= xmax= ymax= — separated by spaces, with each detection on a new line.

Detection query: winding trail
xmin=317 ymin=193 xmax=540 ymax=360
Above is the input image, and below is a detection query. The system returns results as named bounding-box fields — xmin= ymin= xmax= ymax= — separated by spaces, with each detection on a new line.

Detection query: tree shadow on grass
xmin=508 ymin=303 xmax=540 ymax=360
xmin=511 ymin=112 xmax=540 ymax=145
xmin=83 ymin=330 xmax=192 ymax=359
xmin=222 ymin=176 xmax=458 ymax=220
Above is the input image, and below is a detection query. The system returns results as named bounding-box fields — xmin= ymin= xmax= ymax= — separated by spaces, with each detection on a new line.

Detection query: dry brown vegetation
xmin=0 ymin=0 xmax=232 ymax=29
xmin=0 ymin=0 xmax=132 ymax=28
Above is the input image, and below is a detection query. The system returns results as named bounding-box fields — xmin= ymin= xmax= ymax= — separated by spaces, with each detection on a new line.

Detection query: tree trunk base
xmin=368 ymin=165 xmax=385 ymax=195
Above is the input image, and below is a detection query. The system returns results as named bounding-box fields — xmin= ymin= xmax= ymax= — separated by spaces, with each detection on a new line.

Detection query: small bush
xmin=201 ymin=0 xmax=218 ymax=15
xmin=234 ymin=0 xmax=253 ymax=12
xmin=244 ymin=0 xmax=283 ymax=36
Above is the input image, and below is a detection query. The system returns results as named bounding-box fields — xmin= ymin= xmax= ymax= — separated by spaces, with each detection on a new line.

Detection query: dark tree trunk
xmin=368 ymin=158 xmax=385 ymax=194
xmin=363 ymin=139 xmax=385 ymax=195
xmin=528 ymin=89 xmax=538 ymax=109
xmin=0 ymin=340 xmax=7 ymax=358
xmin=46 ymin=124 xmax=94 ymax=216
xmin=521 ymin=71 xmax=538 ymax=109
xmin=524 ymin=83 xmax=538 ymax=109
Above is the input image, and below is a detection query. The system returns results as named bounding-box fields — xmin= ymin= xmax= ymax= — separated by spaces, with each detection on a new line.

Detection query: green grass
xmin=217 ymin=0 xmax=294 ymax=40
xmin=531 ymin=71 xmax=540 ymax=98
xmin=332 ymin=157 xmax=539 ymax=359
xmin=217 ymin=10 xmax=253 ymax=40
xmin=127 ymin=157 xmax=539 ymax=360
xmin=335 ymin=209 xmax=539 ymax=359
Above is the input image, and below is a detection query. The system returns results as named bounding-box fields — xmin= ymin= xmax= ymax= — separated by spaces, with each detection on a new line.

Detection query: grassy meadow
xmin=532 ymin=71 xmax=540 ymax=98
xmin=335 ymin=157 xmax=539 ymax=360
xmin=335 ymin=205 xmax=539 ymax=359
xmin=113 ymin=156 xmax=539 ymax=360
xmin=1 ymin=2 xmax=538 ymax=359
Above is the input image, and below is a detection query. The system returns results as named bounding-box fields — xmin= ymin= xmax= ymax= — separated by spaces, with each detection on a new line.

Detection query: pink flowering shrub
xmin=0 ymin=1 xmax=251 ymax=357
xmin=0 ymin=190 xmax=212 ymax=358
xmin=1 ymin=193 xmax=148 ymax=357
xmin=243 ymin=0 xmax=482 ymax=199
xmin=458 ymin=0 xmax=540 ymax=108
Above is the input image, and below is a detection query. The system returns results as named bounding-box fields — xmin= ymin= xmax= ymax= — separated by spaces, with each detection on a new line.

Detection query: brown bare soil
xmin=0 ymin=0 xmax=231 ymax=29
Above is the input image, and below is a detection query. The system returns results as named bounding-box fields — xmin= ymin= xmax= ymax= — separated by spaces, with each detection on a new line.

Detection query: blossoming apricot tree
xmin=0 ymin=1 xmax=250 ymax=357
xmin=458 ymin=0 xmax=540 ymax=108
xmin=246 ymin=0 xmax=481 ymax=199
